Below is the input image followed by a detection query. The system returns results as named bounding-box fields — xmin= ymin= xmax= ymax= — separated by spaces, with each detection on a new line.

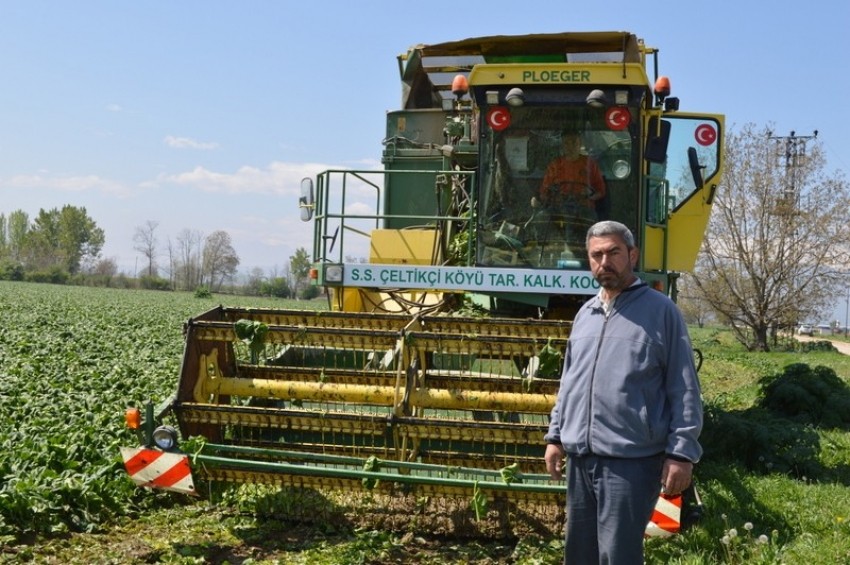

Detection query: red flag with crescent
xmin=486 ymin=107 xmax=511 ymax=131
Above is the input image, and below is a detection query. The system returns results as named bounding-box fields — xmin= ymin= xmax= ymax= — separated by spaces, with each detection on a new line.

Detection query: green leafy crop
xmin=234 ymin=318 xmax=269 ymax=364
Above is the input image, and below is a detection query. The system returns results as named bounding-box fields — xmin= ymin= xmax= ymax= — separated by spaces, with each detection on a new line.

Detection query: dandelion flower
xmin=721 ymin=535 xmax=730 ymax=545
xmin=758 ymin=534 xmax=769 ymax=544
xmin=744 ymin=522 xmax=754 ymax=531
xmin=728 ymin=528 xmax=738 ymax=538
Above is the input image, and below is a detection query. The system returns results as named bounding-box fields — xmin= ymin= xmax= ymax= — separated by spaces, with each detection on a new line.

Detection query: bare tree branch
xmin=691 ymin=123 xmax=850 ymax=351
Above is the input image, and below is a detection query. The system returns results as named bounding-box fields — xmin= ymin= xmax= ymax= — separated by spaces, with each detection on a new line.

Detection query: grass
xmin=1 ymin=283 xmax=849 ymax=563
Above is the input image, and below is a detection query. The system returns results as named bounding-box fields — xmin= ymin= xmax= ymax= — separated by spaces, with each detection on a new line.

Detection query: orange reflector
xmin=309 ymin=268 xmax=318 ymax=280
xmin=125 ymin=407 xmax=142 ymax=430
xmin=652 ymin=280 xmax=664 ymax=292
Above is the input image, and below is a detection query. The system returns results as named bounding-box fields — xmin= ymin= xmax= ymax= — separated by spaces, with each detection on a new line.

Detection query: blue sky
xmin=1 ymin=1 xmax=848 ymax=291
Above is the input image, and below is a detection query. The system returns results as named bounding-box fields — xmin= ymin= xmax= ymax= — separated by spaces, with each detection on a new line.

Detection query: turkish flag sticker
xmin=486 ymin=106 xmax=511 ymax=131
xmin=695 ymin=124 xmax=717 ymax=146
xmin=605 ymin=107 xmax=630 ymax=131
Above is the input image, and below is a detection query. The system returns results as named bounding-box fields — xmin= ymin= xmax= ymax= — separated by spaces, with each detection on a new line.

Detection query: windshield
xmin=477 ymin=106 xmax=638 ymax=269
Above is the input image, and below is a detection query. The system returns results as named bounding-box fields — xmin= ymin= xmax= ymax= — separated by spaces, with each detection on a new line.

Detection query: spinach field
xmin=0 ymin=281 xmax=296 ymax=540
xmin=2 ymin=281 xmax=850 ymax=563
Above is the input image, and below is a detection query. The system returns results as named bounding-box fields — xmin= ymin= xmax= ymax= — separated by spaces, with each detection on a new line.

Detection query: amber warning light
xmin=654 ymin=76 xmax=671 ymax=98
xmin=125 ymin=407 xmax=142 ymax=430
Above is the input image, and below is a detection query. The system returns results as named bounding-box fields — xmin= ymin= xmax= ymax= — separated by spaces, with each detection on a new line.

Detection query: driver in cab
xmin=533 ymin=131 xmax=606 ymax=215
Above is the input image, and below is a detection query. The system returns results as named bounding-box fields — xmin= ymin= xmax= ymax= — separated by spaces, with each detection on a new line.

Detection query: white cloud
xmin=163 ymin=135 xmax=220 ymax=150
xmin=0 ymin=173 xmax=131 ymax=196
xmin=344 ymin=157 xmax=383 ymax=170
xmin=106 ymin=103 xmax=123 ymax=112
xmin=345 ymin=202 xmax=375 ymax=215
xmin=159 ymin=161 xmax=333 ymax=195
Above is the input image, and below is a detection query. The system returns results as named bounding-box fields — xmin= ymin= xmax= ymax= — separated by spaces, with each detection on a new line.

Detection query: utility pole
xmin=769 ymin=130 xmax=818 ymax=208
xmin=845 ymin=286 xmax=849 ymax=337
xmin=767 ymin=130 xmax=818 ymax=331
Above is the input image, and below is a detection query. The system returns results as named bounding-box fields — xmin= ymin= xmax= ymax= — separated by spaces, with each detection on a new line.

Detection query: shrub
xmin=299 ymin=284 xmax=321 ymax=300
xmin=0 ymin=260 xmax=24 ymax=281
xmin=194 ymin=285 xmax=212 ymax=298
xmin=260 ymin=277 xmax=290 ymax=298
xmin=139 ymin=275 xmax=172 ymax=291
xmin=701 ymin=404 xmax=822 ymax=478
xmin=112 ymin=273 xmax=134 ymax=289
xmin=25 ymin=267 xmax=69 ymax=285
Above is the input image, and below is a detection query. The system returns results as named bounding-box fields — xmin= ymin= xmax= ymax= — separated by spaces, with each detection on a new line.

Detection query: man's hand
xmin=544 ymin=443 xmax=566 ymax=480
xmin=661 ymin=458 xmax=693 ymax=496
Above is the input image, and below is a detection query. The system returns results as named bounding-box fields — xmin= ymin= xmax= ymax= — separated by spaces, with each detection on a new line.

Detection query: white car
xmin=798 ymin=324 xmax=814 ymax=336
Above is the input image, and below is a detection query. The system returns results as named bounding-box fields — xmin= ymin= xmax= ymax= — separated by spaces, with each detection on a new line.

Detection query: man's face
xmin=587 ymin=234 xmax=638 ymax=291
xmin=562 ymin=134 xmax=581 ymax=159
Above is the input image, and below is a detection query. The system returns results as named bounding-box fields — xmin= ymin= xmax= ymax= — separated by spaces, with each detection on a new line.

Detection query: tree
xmin=289 ymin=247 xmax=311 ymax=297
xmin=25 ymin=208 xmax=63 ymax=270
xmin=25 ymin=206 xmax=104 ymax=274
xmin=91 ymin=257 xmax=118 ymax=287
xmin=133 ymin=220 xmax=159 ymax=277
xmin=0 ymin=214 xmax=7 ymax=259
xmin=691 ymin=123 xmax=850 ymax=351
xmin=676 ymin=277 xmax=714 ymax=328
xmin=175 ymin=229 xmax=203 ymax=291
xmin=201 ymin=230 xmax=240 ymax=291
xmin=164 ymin=237 xmax=177 ymax=289
xmin=244 ymin=267 xmax=266 ymax=296
xmin=7 ymin=210 xmax=29 ymax=262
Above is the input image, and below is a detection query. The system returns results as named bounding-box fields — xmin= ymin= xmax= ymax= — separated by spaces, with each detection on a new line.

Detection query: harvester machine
xmin=122 ymin=31 xmax=723 ymax=535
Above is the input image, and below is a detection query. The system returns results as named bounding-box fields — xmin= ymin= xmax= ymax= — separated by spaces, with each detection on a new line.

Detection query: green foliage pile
xmin=701 ymin=362 xmax=850 ymax=479
xmin=758 ymin=363 xmax=850 ymax=427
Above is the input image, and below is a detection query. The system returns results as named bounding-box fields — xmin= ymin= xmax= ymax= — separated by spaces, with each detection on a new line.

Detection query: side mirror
xmin=299 ymin=177 xmax=314 ymax=222
xmin=644 ymin=117 xmax=671 ymax=164
xmin=688 ymin=147 xmax=704 ymax=190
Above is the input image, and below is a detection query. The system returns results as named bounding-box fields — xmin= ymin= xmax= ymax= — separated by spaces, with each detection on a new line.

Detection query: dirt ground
xmin=796 ymin=334 xmax=850 ymax=355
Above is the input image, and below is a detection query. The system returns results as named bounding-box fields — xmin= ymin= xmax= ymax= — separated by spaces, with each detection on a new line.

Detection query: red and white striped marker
xmin=645 ymin=493 xmax=682 ymax=537
xmin=120 ymin=447 xmax=196 ymax=495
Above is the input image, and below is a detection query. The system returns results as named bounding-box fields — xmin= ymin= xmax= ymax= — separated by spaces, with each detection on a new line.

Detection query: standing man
xmin=544 ymin=220 xmax=702 ymax=564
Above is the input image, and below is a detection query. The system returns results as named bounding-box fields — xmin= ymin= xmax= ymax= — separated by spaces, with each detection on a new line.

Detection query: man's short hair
xmin=586 ymin=221 xmax=636 ymax=248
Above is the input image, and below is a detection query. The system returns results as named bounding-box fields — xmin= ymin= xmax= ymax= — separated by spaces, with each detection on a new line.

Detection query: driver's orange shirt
xmin=540 ymin=156 xmax=606 ymax=207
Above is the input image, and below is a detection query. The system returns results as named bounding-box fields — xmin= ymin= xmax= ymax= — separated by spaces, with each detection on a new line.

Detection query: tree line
xmin=132 ymin=220 xmax=314 ymax=298
xmin=0 ymin=205 xmax=104 ymax=283
xmin=0 ymin=208 xmax=315 ymax=298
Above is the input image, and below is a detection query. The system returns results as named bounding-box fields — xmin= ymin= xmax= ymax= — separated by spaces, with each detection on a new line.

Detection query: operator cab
xmin=473 ymin=91 xmax=720 ymax=272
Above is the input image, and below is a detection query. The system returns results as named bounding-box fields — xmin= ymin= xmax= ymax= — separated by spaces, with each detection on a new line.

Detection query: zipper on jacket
xmin=582 ymin=283 xmax=646 ymax=454
xmin=585 ymin=302 xmax=610 ymax=454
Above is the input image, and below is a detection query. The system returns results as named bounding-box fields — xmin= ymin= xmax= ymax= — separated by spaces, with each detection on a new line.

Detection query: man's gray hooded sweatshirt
xmin=544 ymin=281 xmax=703 ymax=463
